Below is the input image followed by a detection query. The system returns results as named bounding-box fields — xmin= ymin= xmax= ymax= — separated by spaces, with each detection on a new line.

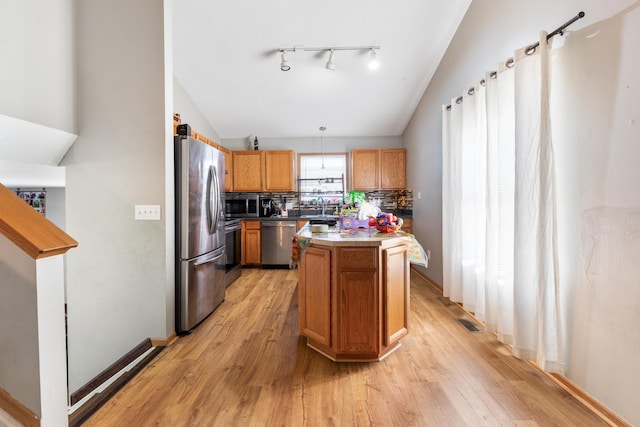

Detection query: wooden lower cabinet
xmin=337 ymin=270 xmax=378 ymax=354
xmin=383 ymin=245 xmax=410 ymax=345
xmin=241 ymin=220 xmax=261 ymax=265
xmin=298 ymin=241 xmax=410 ymax=361
xmin=401 ymin=218 xmax=412 ymax=234
xmin=299 ymin=246 xmax=331 ymax=346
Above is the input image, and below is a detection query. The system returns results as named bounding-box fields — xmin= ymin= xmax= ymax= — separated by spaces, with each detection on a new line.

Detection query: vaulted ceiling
xmin=172 ymin=1 xmax=471 ymax=139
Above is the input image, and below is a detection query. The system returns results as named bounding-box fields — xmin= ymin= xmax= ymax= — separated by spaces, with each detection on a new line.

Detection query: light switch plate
xmin=135 ymin=205 xmax=161 ymax=220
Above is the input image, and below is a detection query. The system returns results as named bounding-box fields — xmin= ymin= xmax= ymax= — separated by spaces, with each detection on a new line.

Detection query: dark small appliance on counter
xmin=176 ymin=123 xmax=191 ymax=136
xmin=260 ymin=198 xmax=276 ymax=217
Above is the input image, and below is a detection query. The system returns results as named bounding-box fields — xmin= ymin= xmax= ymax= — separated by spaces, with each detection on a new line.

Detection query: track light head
xmin=326 ymin=50 xmax=336 ymax=71
xmin=280 ymin=51 xmax=291 ymax=71
xmin=368 ymin=48 xmax=380 ymax=70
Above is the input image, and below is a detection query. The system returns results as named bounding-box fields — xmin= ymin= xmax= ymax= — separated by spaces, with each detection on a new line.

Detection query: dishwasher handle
xmin=262 ymin=222 xmax=296 ymax=227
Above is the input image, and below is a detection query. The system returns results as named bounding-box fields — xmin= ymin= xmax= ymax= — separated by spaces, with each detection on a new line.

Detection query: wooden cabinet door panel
xmin=242 ymin=220 xmax=261 ymax=265
xmin=337 ymin=271 xmax=378 ymax=353
xmin=219 ymin=146 xmax=233 ymax=192
xmin=380 ymin=149 xmax=406 ymax=189
xmin=401 ymin=218 xmax=412 ymax=234
xmin=233 ymin=151 xmax=263 ymax=191
xmin=299 ymin=246 xmax=331 ymax=346
xmin=264 ymin=150 xmax=294 ymax=191
xmin=383 ymin=245 xmax=409 ymax=346
xmin=244 ymin=229 xmax=261 ymax=264
xmin=351 ymin=149 xmax=379 ymax=190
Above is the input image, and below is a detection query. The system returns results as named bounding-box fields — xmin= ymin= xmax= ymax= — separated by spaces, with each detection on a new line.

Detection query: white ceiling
xmin=172 ymin=1 xmax=471 ymax=139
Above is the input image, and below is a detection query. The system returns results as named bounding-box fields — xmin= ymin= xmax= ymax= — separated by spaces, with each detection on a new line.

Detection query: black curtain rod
xmin=446 ymin=11 xmax=586 ymax=110
xmin=527 ymin=11 xmax=585 ymax=52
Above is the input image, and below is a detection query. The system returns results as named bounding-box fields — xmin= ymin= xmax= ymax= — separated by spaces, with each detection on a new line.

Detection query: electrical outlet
xmin=135 ymin=205 xmax=161 ymax=220
xmin=417 ymin=191 xmax=422 ymax=200
xmin=426 ymin=249 xmax=431 ymax=260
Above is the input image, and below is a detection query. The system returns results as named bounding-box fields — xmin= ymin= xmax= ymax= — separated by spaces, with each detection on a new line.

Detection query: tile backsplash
xmin=234 ymin=189 xmax=413 ymax=215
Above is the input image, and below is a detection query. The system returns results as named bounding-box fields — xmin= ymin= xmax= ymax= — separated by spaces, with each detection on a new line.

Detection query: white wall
xmin=404 ymin=0 xmax=640 ymax=424
xmin=0 ymin=236 xmax=40 ymax=415
xmin=0 ymin=0 xmax=74 ymax=133
xmin=0 ymin=0 xmax=75 ymax=189
xmin=173 ymin=77 xmax=222 ymax=143
xmin=62 ymin=0 xmax=171 ymax=393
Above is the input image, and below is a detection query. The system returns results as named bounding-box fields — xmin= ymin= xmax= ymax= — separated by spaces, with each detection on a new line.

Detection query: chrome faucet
xmin=317 ymin=197 xmax=325 ymax=216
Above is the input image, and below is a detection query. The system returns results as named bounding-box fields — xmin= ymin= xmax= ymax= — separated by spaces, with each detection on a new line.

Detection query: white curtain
xmin=442 ymin=32 xmax=563 ymax=373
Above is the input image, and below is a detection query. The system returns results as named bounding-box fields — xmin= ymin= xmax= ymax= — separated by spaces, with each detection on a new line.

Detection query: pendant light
xmin=319 ymin=126 xmax=326 ymax=169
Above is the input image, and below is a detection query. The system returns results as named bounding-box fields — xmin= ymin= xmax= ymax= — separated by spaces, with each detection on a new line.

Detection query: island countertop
xmin=296 ymin=224 xmax=412 ymax=247
xmin=293 ymin=224 xmax=428 ymax=268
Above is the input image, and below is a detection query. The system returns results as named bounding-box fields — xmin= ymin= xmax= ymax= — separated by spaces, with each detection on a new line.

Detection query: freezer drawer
xmin=261 ymin=221 xmax=296 ymax=266
xmin=178 ymin=247 xmax=226 ymax=333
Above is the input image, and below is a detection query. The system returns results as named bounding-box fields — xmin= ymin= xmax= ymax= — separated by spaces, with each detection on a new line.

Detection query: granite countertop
xmin=230 ymin=209 xmax=412 ymax=222
xmin=295 ymin=223 xmax=410 ymax=247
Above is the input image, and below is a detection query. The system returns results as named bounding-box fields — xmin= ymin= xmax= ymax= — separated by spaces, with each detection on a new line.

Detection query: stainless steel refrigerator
xmin=175 ymin=134 xmax=226 ymax=334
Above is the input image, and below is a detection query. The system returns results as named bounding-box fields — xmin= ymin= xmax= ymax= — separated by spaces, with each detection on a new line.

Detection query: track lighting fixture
xmin=326 ymin=50 xmax=336 ymax=71
xmin=368 ymin=48 xmax=379 ymax=70
xmin=277 ymin=45 xmax=381 ymax=72
xmin=280 ymin=51 xmax=290 ymax=71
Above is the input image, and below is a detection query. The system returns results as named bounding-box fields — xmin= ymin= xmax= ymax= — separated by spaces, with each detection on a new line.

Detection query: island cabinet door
xmin=383 ymin=245 xmax=410 ymax=346
xmin=336 ymin=271 xmax=379 ymax=354
xmin=299 ymin=246 xmax=331 ymax=346
xmin=335 ymin=247 xmax=379 ymax=354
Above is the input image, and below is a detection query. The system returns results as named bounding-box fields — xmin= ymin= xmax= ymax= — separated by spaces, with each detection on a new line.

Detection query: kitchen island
xmin=295 ymin=225 xmax=411 ymax=362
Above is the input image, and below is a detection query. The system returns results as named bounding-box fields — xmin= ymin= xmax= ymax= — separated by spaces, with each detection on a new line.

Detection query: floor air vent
xmin=456 ymin=318 xmax=482 ymax=333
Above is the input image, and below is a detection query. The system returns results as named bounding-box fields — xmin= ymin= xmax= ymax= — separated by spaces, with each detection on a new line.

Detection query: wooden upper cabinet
xmin=264 ymin=150 xmax=294 ymax=191
xmin=351 ymin=148 xmax=406 ymax=191
xmin=231 ymin=150 xmax=294 ymax=192
xmin=380 ymin=148 xmax=406 ymax=189
xmin=351 ymin=149 xmax=379 ymax=190
xmin=218 ymin=145 xmax=233 ymax=192
xmin=173 ymin=114 xmax=181 ymax=135
xmin=171 ymin=117 xmax=234 ymax=190
xmin=232 ymin=151 xmax=263 ymax=191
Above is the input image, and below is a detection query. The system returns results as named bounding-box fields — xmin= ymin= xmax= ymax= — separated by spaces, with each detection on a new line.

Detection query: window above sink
xmin=297 ymin=153 xmax=347 ymax=207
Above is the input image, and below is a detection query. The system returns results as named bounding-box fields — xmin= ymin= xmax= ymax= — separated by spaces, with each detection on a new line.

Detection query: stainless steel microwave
xmin=225 ymin=194 xmax=259 ymax=218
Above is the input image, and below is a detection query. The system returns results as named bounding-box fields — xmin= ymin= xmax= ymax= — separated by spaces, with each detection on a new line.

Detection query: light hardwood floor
xmin=84 ymin=268 xmax=607 ymax=426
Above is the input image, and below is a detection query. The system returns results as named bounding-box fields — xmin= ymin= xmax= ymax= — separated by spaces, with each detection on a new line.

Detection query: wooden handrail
xmin=0 ymin=184 xmax=77 ymax=259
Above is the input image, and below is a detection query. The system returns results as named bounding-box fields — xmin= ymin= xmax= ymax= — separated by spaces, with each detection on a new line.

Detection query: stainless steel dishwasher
xmin=261 ymin=220 xmax=297 ymax=267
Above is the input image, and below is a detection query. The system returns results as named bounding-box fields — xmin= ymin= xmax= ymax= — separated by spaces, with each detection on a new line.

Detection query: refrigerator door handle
xmin=212 ymin=165 xmax=221 ymax=234
xmin=193 ymin=248 xmax=225 ymax=267
xmin=206 ymin=165 xmax=221 ymax=234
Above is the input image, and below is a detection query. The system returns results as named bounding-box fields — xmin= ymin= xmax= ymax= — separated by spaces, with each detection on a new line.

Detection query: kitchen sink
xmin=309 ymin=217 xmax=338 ymax=225
xmin=298 ymin=215 xmax=338 ymax=225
